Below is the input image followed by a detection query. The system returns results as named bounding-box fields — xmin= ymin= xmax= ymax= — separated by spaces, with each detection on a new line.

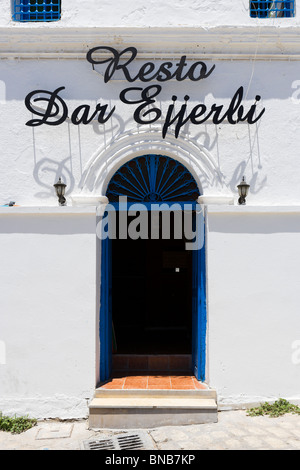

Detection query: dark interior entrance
xmin=99 ymin=154 xmax=206 ymax=383
xmin=112 ymin=212 xmax=193 ymax=355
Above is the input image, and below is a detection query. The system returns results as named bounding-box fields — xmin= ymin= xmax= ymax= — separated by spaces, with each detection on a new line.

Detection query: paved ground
xmin=0 ymin=410 xmax=300 ymax=450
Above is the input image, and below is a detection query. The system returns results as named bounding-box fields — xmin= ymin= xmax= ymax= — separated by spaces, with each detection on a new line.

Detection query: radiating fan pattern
xmin=106 ymin=155 xmax=200 ymax=202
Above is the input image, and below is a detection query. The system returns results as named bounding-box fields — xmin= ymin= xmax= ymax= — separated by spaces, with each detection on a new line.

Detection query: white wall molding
xmin=2 ymin=26 xmax=300 ymax=60
xmin=2 ymin=205 xmax=300 ymax=214
xmin=207 ymin=205 xmax=300 ymax=214
xmin=198 ymin=196 xmax=234 ymax=205
xmin=78 ymin=128 xmax=227 ymax=197
xmin=0 ymin=206 xmax=97 ymax=215
xmin=70 ymin=196 xmax=109 ymax=207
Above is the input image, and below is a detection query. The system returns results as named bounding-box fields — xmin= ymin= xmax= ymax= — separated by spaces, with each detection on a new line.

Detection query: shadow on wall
xmin=208 ymin=213 xmax=300 ymax=234
xmin=31 ymin=109 xmax=128 ymax=200
xmin=2 ymin=59 xmax=297 ymax=102
xmin=227 ymin=117 xmax=267 ymax=196
xmin=184 ymin=117 xmax=267 ymax=197
xmin=33 ymin=156 xmax=75 ymax=199
xmin=0 ymin=215 xmax=96 ymax=234
xmin=229 ymin=161 xmax=267 ymax=196
xmin=30 ymin=107 xmax=267 ymax=201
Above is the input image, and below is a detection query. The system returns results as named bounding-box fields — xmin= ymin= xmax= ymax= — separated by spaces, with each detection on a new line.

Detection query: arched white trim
xmin=77 ymin=128 xmax=230 ymax=199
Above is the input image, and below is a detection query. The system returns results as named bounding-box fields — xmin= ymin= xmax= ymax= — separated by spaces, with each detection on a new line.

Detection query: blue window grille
xmin=13 ymin=0 xmax=61 ymax=22
xmin=250 ymin=1 xmax=295 ymax=17
xmin=106 ymin=155 xmax=200 ymax=203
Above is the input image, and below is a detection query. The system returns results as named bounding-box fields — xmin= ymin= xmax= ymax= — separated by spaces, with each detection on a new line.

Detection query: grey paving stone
xmin=0 ymin=411 xmax=299 ymax=450
xmin=35 ymin=423 xmax=74 ymax=440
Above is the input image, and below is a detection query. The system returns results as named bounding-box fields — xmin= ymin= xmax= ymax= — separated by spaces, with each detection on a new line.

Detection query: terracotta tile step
xmin=112 ymin=354 xmax=192 ymax=372
xmin=99 ymin=374 xmax=208 ymax=391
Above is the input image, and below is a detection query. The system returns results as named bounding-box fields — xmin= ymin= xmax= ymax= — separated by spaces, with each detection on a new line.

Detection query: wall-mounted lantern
xmin=237 ymin=176 xmax=250 ymax=205
xmin=53 ymin=177 xmax=67 ymax=206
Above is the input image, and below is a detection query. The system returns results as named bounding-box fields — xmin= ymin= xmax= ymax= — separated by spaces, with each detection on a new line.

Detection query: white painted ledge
xmin=70 ymin=195 xmax=108 ymax=206
xmin=2 ymin=26 xmax=300 ymax=60
xmin=1 ymin=204 xmax=300 ymax=216
xmin=206 ymin=205 xmax=300 ymax=214
xmin=71 ymin=194 xmax=235 ymax=207
xmin=198 ymin=195 xmax=234 ymax=205
xmin=0 ymin=206 xmax=97 ymax=215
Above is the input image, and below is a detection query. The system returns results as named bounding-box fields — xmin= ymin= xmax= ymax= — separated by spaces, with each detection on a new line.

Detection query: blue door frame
xmin=99 ymin=204 xmax=207 ymax=383
xmin=99 ymin=235 xmax=112 ymax=382
xmin=192 ymin=215 xmax=207 ymax=381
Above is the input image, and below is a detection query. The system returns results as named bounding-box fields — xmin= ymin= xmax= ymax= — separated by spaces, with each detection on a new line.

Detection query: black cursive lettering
xmin=87 ymin=46 xmax=138 ymax=83
xmin=86 ymin=46 xmax=216 ymax=83
xmin=119 ymin=85 xmax=162 ymax=124
xmin=71 ymin=103 xmax=115 ymax=125
xmin=25 ymin=87 xmax=68 ymax=126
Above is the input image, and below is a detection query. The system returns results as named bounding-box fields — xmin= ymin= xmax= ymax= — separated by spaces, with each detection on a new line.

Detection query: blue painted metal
xmin=99 ymin=234 xmax=112 ymax=383
xmin=110 ymin=201 xmax=197 ymax=211
xmin=106 ymin=155 xmax=200 ymax=203
xmin=192 ymin=211 xmax=207 ymax=381
xmin=13 ymin=0 xmax=61 ymax=22
xmin=250 ymin=1 xmax=294 ymax=18
xmin=101 ymin=155 xmax=206 ymax=383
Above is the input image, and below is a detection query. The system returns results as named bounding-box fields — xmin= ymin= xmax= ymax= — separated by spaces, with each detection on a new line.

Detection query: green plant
xmin=247 ymin=398 xmax=300 ymax=418
xmin=0 ymin=412 xmax=37 ymax=434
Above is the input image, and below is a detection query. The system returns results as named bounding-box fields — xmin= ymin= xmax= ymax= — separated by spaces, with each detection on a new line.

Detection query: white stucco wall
xmin=206 ymin=207 xmax=300 ymax=407
xmin=0 ymin=56 xmax=300 ymax=206
xmin=1 ymin=206 xmax=299 ymax=417
xmin=0 ymin=1 xmax=299 ymax=418
xmin=0 ymin=209 xmax=99 ymax=418
xmin=1 ymin=0 xmax=299 ymax=27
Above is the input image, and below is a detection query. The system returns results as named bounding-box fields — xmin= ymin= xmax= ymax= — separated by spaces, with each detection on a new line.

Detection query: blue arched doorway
xmin=99 ymin=155 xmax=207 ymax=383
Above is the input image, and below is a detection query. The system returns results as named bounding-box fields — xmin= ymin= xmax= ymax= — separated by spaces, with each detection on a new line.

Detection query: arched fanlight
xmin=106 ymin=155 xmax=200 ymax=203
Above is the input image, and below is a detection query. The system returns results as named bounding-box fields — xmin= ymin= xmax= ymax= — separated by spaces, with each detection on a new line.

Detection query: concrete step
xmin=89 ymin=388 xmax=218 ymax=429
xmin=94 ymin=387 xmax=217 ymax=399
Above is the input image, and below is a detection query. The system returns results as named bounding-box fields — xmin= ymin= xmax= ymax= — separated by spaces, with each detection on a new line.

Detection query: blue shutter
xmin=250 ymin=1 xmax=294 ymax=18
xmin=13 ymin=0 xmax=61 ymax=22
xmin=283 ymin=1 xmax=294 ymax=17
